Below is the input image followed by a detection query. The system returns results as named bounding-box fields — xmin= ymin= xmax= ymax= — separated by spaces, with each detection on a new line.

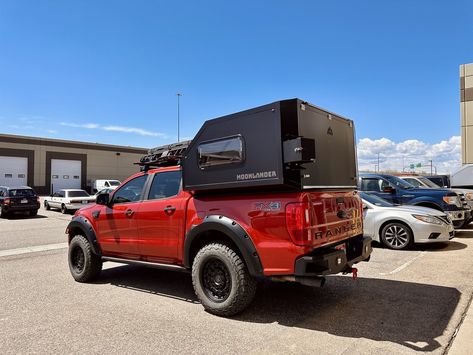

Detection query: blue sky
xmin=0 ymin=1 xmax=472 ymax=172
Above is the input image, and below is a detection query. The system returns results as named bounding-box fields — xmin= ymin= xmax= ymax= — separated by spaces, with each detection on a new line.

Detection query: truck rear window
xmin=198 ymin=136 xmax=244 ymax=168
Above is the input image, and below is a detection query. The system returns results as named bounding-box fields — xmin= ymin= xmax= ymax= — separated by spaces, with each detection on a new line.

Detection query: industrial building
xmin=0 ymin=133 xmax=147 ymax=194
xmin=461 ymin=62 xmax=473 ymax=164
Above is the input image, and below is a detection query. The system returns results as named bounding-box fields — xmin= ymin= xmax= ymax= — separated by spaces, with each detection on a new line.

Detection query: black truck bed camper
xmin=180 ymin=98 xmax=358 ymax=193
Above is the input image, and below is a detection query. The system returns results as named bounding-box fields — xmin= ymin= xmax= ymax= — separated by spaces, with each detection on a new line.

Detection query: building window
xmin=73 ymin=176 xmax=79 ymax=179
xmin=4 ymin=174 xmax=12 ymax=178
xmin=198 ymin=136 xmax=244 ymax=169
xmin=52 ymin=175 xmax=59 ymax=179
xmin=18 ymin=174 xmax=25 ymax=178
xmin=63 ymin=175 xmax=69 ymax=179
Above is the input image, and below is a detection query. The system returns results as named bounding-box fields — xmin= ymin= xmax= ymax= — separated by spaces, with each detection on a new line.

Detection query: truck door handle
xmin=125 ymin=209 xmax=134 ymax=217
xmin=164 ymin=206 xmax=176 ymax=215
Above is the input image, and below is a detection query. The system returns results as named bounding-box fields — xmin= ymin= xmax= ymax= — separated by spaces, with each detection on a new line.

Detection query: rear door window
xmin=9 ymin=189 xmax=34 ymax=197
xmin=147 ymin=171 xmax=182 ymax=200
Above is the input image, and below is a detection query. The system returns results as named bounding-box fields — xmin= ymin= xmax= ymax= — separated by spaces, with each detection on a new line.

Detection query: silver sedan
xmin=361 ymin=192 xmax=455 ymax=250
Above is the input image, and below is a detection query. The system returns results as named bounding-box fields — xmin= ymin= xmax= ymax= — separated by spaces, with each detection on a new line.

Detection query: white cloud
xmin=60 ymin=122 xmax=167 ymax=138
xmin=357 ymin=136 xmax=461 ymax=174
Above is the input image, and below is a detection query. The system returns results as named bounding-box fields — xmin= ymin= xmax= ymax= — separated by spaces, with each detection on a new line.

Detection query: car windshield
xmin=109 ymin=181 xmax=120 ymax=186
xmin=384 ymin=175 xmax=415 ymax=189
xmin=418 ymin=177 xmax=441 ymax=188
xmin=68 ymin=191 xmax=90 ymax=198
xmin=360 ymin=192 xmax=393 ymax=207
xmin=9 ymin=189 xmax=34 ymax=197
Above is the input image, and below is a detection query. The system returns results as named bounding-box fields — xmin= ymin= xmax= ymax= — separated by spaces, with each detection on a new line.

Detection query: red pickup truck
xmin=66 ymin=99 xmax=372 ymax=316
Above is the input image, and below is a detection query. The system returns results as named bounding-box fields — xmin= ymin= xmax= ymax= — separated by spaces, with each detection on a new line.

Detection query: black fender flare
xmin=183 ymin=215 xmax=263 ymax=277
xmin=67 ymin=216 xmax=102 ymax=256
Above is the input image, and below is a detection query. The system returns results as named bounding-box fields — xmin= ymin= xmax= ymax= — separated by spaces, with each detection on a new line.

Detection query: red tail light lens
xmin=4 ymin=198 xmax=11 ymax=205
xmin=286 ymin=202 xmax=312 ymax=246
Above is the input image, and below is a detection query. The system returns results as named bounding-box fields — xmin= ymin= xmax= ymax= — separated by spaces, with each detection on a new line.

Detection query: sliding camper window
xmin=198 ymin=136 xmax=244 ymax=168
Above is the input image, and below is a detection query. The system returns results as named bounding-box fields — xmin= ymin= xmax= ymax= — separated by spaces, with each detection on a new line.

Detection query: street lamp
xmin=176 ymin=92 xmax=182 ymax=142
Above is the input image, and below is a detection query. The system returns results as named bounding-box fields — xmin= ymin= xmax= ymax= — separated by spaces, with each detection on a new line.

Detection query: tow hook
xmin=343 ymin=267 xmax=358 ymax=280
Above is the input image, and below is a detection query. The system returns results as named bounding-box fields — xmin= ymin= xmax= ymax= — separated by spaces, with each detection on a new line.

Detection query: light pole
xmin=176 ymin=92 xmax=182 ymax=142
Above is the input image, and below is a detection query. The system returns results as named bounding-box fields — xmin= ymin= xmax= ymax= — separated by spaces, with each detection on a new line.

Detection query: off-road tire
xmin=68 ymin=235 xmax=102 ymax=282
xmin=61 ymin=204 xmax=67 ymax=214
xmin=44 ymin=201 xmax=50 ymax=210
xmin=29 ymin=209 xmax=38 ymax=217
xmin=192 ymin=243 xmax=257 ymax=317
xmin=380 ymin=222 xmax=414 ymax=250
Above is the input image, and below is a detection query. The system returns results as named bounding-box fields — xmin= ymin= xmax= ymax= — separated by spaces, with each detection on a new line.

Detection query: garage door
xmin=51 ymin=159 xmax=81 ymax=193
xmin=0 ymin=156 xmax=28 ymax=187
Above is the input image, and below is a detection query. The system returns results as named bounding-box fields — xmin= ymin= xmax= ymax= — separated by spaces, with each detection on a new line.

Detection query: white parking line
xmin=0 ymin=243 xmax=68 ymax=258
xmin=380 ymin=251 xmax=426 ymax=276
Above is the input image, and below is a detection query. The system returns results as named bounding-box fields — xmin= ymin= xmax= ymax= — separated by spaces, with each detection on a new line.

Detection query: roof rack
xmin=137 ymin=140 xmax=191 ymax=171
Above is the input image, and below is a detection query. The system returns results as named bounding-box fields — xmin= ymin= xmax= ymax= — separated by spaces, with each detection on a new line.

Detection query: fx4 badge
xmin=327 ymin=127 xmax=333 ymax=136
xmin=254 ymin=202 xmax=281 ymax=211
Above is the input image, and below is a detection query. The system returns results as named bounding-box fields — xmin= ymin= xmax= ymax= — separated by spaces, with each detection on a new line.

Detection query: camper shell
xmin=181 ymin=98 xmax=357 ymax=192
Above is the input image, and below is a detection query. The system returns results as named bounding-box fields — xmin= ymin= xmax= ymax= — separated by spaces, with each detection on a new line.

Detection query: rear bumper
xmin=294 ymin=235 xmax=372 ymax=276
xmin=3 ymin=203 xmax=40 ymax=212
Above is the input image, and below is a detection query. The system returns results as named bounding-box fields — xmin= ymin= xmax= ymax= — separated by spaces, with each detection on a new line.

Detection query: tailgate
xmin=286 ymin=191 xmax=363 ymax=247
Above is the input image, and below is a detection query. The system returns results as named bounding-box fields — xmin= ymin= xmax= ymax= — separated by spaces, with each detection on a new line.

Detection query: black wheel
xmin=453 ymin=220 xmax=464 ymax=229
xmin=381 ymin=222 xmax=413 ymax=250
xmin=68 ymin=235 xmax=102 ymax=282
xmin=29 ymin=209 xmax=38 ymax=217
xmin=61 ymin=204 xmax=67 ymax=214
xmin=192 ymin=243 xmax=256 ymax=317
xmin=0 ymin=206 xmax=8 ymax=218
xmin=44 ymin=201 xmax=50 ymax=210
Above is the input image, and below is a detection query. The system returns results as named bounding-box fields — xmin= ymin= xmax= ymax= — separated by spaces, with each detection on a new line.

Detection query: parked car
xmin=358 ymin=173 xmax=469 ymax=228
xmin=401 ymin=175 xmax=473 ymax=227
xmin=0 ymin=186 xmax=40 ymax=218
xmin=44 ymin=189 xmax=96 ymax=214
xmin=361 ymin=192 xmax=454 ymax=250
xmin=92 ymin=179 xmax=121 ymax=193
xmin=423 ymin=174 xmax=451 ymax=188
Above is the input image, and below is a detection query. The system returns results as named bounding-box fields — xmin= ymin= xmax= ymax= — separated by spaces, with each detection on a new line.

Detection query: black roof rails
xmin=137 ymin=140 xmax=191 ymax=172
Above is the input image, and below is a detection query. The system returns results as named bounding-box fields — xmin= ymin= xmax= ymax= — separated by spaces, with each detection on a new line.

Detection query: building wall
xmin=461 ymin=63 xmax=473 ymax=164
xmin=0 ymin=134 xmax=148 ymax=193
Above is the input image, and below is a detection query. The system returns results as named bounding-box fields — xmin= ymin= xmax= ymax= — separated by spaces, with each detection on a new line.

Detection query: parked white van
xmin=93 ymin=179 xmax=121 ymax=193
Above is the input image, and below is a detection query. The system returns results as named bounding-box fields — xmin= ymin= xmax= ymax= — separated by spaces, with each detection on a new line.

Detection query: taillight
xmin=4 ymin=198 xmax=11 ymax=205
xmin=286 ymin=202 xmax=312 ymax=246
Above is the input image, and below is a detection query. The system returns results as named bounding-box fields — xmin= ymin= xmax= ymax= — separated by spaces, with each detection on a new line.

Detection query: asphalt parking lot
xmin=1 ymin=206 xmax=473 ymax=354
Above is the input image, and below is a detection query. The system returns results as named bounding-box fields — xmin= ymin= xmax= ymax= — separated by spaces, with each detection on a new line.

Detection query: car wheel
xmin=29 ymin=209 xmax=38 ymax=217
xmin=68 ymin=235 xmax=102 ymax=282
xmin=61 ymin=204 xmax=67 ymax=214
xmin=381 ymin=222 xmax=413 ymax=250
xmin=0 ymin=206 xmax=8 ymax=218
xmin=453 ymin=220 xmax=464 ymax=229
xmin=192 ymin=243 xmax=257 ymax=317
xmin=44 ymin=201 xmax=50 ymax=210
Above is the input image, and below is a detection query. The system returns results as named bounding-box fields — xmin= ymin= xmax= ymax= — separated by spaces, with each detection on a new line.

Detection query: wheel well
xmin=67 ymin=227 xmax=84 ymax=244
xmin=414 ymin=202 xmax=442 ymax=211
xmin=187 ymin=230 xmax=244 ymax=268
xmin=378 ymin=219 xmax=413 ymax=240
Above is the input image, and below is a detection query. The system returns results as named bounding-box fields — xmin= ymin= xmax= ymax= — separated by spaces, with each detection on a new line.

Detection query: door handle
xmin=125 ymin=209 xmax=134 ymax=217
xmin=164 ymin=206 xmax=176 ymax=215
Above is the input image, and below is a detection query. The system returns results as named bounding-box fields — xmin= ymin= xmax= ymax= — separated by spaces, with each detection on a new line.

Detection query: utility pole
xmin=176 ymin=92 xmax=182 ymax=142
xmin=377 ymin=153 xmax=380 ymax=172
xmin=429 ymin=159 xmax=433 ymax=175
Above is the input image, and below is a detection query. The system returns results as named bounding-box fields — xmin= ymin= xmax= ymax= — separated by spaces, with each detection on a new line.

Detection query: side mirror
xmin=383 ymin=186 xmax=395 ymax=193
xmin=96 ymin=193 xmax=110 ymax=206
xmin=362 ymin=203 xmax=369 ymax=210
